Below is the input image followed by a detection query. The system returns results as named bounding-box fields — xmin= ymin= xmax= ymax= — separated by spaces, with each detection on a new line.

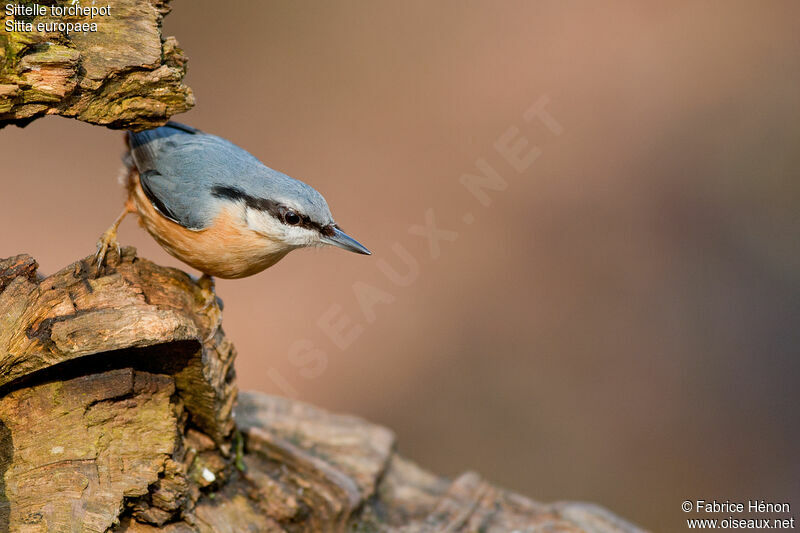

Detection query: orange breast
xmin=130 ymin=173 xmax=290 ymax=278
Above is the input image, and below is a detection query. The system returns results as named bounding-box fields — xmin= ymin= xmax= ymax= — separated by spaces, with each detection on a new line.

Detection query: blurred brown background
xmin=2 ymin=1 xmax=799 ymax=528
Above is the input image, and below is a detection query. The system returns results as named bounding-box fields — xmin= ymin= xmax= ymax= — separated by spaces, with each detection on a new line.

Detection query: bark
xmin=0 ymin=0 xmax=193 ymax=131
xmin=0 ymin=249 xmax=647 ymax=533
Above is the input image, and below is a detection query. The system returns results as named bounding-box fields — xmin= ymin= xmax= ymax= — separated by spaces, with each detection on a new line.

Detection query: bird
xmin=94 ymin=122 xmax=370 ymax=281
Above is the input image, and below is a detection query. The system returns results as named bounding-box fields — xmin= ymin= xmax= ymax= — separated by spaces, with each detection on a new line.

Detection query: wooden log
xmin=0 ymin=251 xmax=646 ymax=531
xmin=0 ymin=0 xmax=193 ymax=131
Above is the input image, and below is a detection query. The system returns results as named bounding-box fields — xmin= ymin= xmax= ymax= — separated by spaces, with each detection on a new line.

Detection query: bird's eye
xmin=284 ymin=211 xmax=301 ymax=225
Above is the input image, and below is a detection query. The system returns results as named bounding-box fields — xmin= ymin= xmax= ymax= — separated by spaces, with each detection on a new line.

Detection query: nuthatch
xmin=95 ymin=122 xmax=370 ymax=279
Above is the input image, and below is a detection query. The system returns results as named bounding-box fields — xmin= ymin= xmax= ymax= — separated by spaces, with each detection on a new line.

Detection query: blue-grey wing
xmin=128 ymin=122 xmax=264 ymax=230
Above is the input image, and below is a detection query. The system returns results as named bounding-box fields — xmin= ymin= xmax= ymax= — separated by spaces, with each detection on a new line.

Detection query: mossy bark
xmin=0 ymin=0 xmax=193 ymax=131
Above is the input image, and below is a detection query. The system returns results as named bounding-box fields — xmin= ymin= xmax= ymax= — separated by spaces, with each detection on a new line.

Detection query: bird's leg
xmin=197 ymin=273 xmax=216 ymax=308
xmin=95 ymin=198 xmax=135 ymax=269
xmin=197 ymin=273 xmax=223 ymax=341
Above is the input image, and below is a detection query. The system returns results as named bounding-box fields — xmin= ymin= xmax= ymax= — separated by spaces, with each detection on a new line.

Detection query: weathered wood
xmin=0 ymin=251 xmax=646 ymax=532
xmin=0 ymin=0 xmax=193 ymax=131
xmin=0 ymin=248 xmax=233 ymax=443
xmin=2 ymin=368 xmax=178 ymax=531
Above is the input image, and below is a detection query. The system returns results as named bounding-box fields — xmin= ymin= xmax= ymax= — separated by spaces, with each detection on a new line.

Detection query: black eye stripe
xmin=211 ymin=185 xmax=327 ymax=233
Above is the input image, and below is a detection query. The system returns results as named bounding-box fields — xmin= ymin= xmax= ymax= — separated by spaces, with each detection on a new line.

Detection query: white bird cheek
xmin=284 ymin=226 xmax=318 ymax=247
xmin=245 ymin=209 xmax=285 ymax=240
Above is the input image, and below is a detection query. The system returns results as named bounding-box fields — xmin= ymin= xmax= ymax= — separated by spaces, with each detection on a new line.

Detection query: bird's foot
xmin=93 ymin=226 xmax=122 ymax=273
xmin=198 ymin=274 xmax=217 ymax=310
xmin=93 ymin=204 xmax=133 ymax=276
xmin=197 ymin=274 xmax=223 ymax=341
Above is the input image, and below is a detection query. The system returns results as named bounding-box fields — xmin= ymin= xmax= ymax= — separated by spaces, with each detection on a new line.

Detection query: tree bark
xmin=0 ymin=250 xmax=646 ymax=532
xmin=0 ymin=0 xmax=193 ymax=131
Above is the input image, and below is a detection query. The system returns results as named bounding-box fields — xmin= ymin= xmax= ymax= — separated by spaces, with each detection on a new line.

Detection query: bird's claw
xmin=201 ymin=297 xmax=216 ymax=313
xmin=197 ymin=274 xmax=216 ymax=309
xmin=197 ymin=274 xmax=223 ymax=341
xmin=93 ymin=228 xmax=121 ymax=273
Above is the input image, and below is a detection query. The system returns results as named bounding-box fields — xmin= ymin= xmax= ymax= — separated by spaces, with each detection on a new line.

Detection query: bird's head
xmin=211 ymin=180 xmax=371 ymax=256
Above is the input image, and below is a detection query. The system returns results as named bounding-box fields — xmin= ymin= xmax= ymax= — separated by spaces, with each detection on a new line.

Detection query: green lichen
xmin=0 ymin=0 xmax=193 ymax=130
xmin=233 ymin=429 xmax=246 ymax=472
xmin=20 ymin=44 xmax=78 ymax=66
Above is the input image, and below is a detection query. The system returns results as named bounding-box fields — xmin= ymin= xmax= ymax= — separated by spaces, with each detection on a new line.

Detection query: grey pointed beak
xmin=321 ymin=227 xmax=371 ymax=255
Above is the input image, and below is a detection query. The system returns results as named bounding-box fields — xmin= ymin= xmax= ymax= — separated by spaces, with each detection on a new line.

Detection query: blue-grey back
xmin=128 ymin=122 xmax=331 ymax=230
